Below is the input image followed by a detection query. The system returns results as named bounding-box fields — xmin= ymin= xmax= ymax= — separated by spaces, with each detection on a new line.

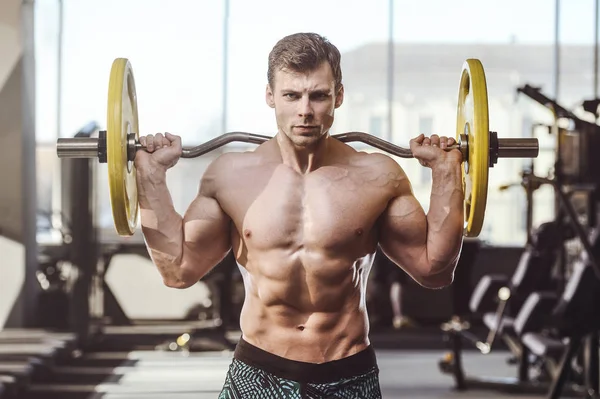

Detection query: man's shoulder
xmin=348 ymin=150 xmax=405 ymax=174
xmin=211 ymin=150 xmax=255 ymax=166
xmin=343 ymin=150 xmax=411 ymax=196
xmin=207 ymin=143 xmax=277 ymax=182
xmin=211 ymin=146 xmax=269 ymax=169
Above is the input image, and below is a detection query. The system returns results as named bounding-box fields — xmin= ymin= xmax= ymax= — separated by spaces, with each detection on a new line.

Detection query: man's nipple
xmin=355 ymin=228 xmax=363 ymax=236
xmin=244 ymin=229 xmax=252 ymax=238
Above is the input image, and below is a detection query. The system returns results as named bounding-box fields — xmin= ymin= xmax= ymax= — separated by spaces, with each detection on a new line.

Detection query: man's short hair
xmin=267 ymin=32 xmax=342 ymax=91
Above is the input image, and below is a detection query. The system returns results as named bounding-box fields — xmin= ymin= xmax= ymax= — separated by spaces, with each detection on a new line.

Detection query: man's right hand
xmin=135 ymin=132 xmax=183 ymax=172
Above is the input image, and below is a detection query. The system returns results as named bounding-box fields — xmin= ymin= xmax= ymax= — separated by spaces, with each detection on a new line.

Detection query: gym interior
xmin=2 ymin=0 xmax=600 ymax=398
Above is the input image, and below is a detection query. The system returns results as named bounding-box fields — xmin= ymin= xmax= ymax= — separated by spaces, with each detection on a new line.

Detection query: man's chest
xmin=218 ymin=164 xmax=393 ymax=249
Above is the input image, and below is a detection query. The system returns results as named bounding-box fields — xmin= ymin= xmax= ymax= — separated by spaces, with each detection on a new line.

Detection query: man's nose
xmin=298 ymin=96 xmax=314 ymax=118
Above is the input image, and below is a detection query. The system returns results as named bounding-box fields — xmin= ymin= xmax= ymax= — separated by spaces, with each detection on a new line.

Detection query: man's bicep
xmin=183 ymin=193 xmax=231 ymax=252
xmin=179 ymin=192 xmax=232 ymax=280
xmin=184 ymin=154 xmax=232 ymax=251
xmin=379 ymin=192 xmax=428 ymax=277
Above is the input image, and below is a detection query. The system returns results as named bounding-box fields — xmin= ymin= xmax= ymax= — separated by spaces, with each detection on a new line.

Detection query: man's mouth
xmin=294 ymin=125 xmax=318 ymax=130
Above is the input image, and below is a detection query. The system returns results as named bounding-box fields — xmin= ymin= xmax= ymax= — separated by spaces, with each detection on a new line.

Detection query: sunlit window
xmin=35 ymin=0 xmax=598 ymax=246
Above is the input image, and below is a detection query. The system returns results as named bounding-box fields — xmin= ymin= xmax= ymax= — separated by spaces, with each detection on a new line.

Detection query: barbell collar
xmin=497 ymin=138 xmax=539 ymax=159
xmin=490 ymin=132 xmax=540 ymax=167
xmin=98 ymin=130 xmax=107 ymax=162
xmin=56 ymin=130 xmax=107 ymax=162
xmin=489 ymin=131 xmax=499 ymax=167
xmin=56 ymin=137 xmax=100 ymax=159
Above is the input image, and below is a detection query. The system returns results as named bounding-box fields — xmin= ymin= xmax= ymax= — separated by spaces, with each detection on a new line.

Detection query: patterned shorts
xmin=218 ymin=338 xmax=382 ymax=399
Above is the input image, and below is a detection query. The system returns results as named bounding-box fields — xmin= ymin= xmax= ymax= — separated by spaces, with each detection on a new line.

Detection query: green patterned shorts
xmin=218 ymin=338 xmax=382 ymax=399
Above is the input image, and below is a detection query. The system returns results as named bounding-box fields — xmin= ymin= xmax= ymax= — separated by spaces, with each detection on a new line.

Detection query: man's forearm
xmin=425 ymin=162 xmax=464 ymax=274
xmin=137 ymin=168 xmax=187 ymax=285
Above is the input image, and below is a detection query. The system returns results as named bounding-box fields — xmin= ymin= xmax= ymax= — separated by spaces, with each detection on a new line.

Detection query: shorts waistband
xmin=233 ymin=337 xmax=378 ymax=384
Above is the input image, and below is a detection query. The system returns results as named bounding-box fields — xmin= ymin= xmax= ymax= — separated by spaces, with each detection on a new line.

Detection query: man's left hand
xmin=409 ymin=134 xmax=463 ymax=169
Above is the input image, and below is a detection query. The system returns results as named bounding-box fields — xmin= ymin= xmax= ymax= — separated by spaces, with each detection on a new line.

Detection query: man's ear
xmin=335 ymin=84 xmax=344 ymax=108
xmin=266 ymin=84 xmax=275 ymax=108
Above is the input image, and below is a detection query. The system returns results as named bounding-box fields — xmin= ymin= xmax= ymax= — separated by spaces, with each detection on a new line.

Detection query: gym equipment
xmin=0 ymin=329 xmax=77 ymax=399
xmin=518 ymin=85 xmax=600 ymax=187
xmin=54 ymin=123 xmax=105 ymax=348
xmin=56 ymin=58 xmax=539 ymax=237
xmin=523 ymin=255 xmax=600 ymax=399
xmin=462 ymin=221 xmax=562 ymax=346
xmin=439 ymin=228 xmax=600 ymax=399
xmin=439 ymin=221 xmax=565 ymax=387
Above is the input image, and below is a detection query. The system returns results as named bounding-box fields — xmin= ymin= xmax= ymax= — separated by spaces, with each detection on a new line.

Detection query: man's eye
xmin=310 ymin=93 xmax=329 ymax=100
xmin=284 ymin=93 xmax=297 ymax=99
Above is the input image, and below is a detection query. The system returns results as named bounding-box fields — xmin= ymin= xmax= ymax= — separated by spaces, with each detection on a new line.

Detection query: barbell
xmin=56 ymin=58 xmax=539 ymax=237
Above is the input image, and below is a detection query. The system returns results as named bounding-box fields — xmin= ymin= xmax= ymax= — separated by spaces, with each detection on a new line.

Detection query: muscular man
xmin=135 ymin=32 xmax=464 ymax=398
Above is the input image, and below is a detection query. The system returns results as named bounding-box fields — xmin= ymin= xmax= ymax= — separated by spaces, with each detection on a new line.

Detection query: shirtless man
xmin=135 ymin=32 xmax=464 ymax=398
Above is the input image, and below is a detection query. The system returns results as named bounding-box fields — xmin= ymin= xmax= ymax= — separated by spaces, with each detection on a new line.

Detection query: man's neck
xmin=275 ymin=132 xmax=330 ymax=174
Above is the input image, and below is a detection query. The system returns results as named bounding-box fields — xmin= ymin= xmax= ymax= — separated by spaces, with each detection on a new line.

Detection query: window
xmin=225 ymin=0 xmax=389 ymax=135
xmin=388 ymin=0 xmax=595 ymax=245
xmin=369 ymin=115 xmax=385 ymax=138
xmin=34 ymin=0 xmax=597 ymax=247
xmin=35 ymin=0 xmax=225 ymax=237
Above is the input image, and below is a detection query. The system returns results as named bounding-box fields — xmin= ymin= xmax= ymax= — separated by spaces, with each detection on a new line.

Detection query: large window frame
xmin=34 ymin=0 xmax=600 ymax=247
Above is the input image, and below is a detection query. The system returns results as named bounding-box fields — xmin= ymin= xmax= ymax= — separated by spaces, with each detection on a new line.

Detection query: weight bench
xmin=0 ymin=330 xmax=77 ymax=372
xmin=0 ymin=329 xmax=76 ymax=358
xmin=440 ymin=253 xmax=600 ymax=399
xmin=521 ymin=334 xmax=567 ymax=370
xmin=0 ymin=341 xmax=70 ymax=364
xmin=475 ymin=221 xmax=562 ymax=350
xmin=439 ymin=221 xmax=563 ymax=387
xmin=0 ymin=375 xmax=18 ymax=399
xmin=518 ymin=259 xmax=600 ymax=399
xmin=0 ymin=329 xmax=75 ymax=343
xmin=0 ymin=330 xmax=78 ymax=398
xmin=0 ymin=361 xmax=37 ymax=399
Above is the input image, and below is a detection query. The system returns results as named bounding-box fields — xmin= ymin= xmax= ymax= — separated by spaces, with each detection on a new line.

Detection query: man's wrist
xmin=430 ymin=159 xmax=461 ymax=175
xmin=136 ymin=164 xmax=168 ymax=184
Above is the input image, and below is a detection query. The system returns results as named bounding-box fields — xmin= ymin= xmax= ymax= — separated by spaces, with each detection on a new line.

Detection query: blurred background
xmin=35 ymin=0 xmax=597 ymax=244
xmin=4 ymin=0 xmax=597 ymax=327
xmin=2 ymin=1 xmax=600 ymax=398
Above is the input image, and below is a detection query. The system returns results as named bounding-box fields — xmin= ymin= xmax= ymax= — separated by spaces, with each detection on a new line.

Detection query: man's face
xmin=266 ymin=61 xmax=344 ymax=147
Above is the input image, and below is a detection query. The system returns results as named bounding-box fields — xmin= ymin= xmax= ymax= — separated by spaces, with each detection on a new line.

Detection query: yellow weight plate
xmin=107 ymin=58 xmax=139 ymax=236
xmin=456 ymin=59 xmax=489 ymax=237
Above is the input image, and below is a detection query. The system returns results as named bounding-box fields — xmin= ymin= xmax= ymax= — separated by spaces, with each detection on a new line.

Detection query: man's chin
xmin=291 ymin=134 xmax=322 ymax=147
